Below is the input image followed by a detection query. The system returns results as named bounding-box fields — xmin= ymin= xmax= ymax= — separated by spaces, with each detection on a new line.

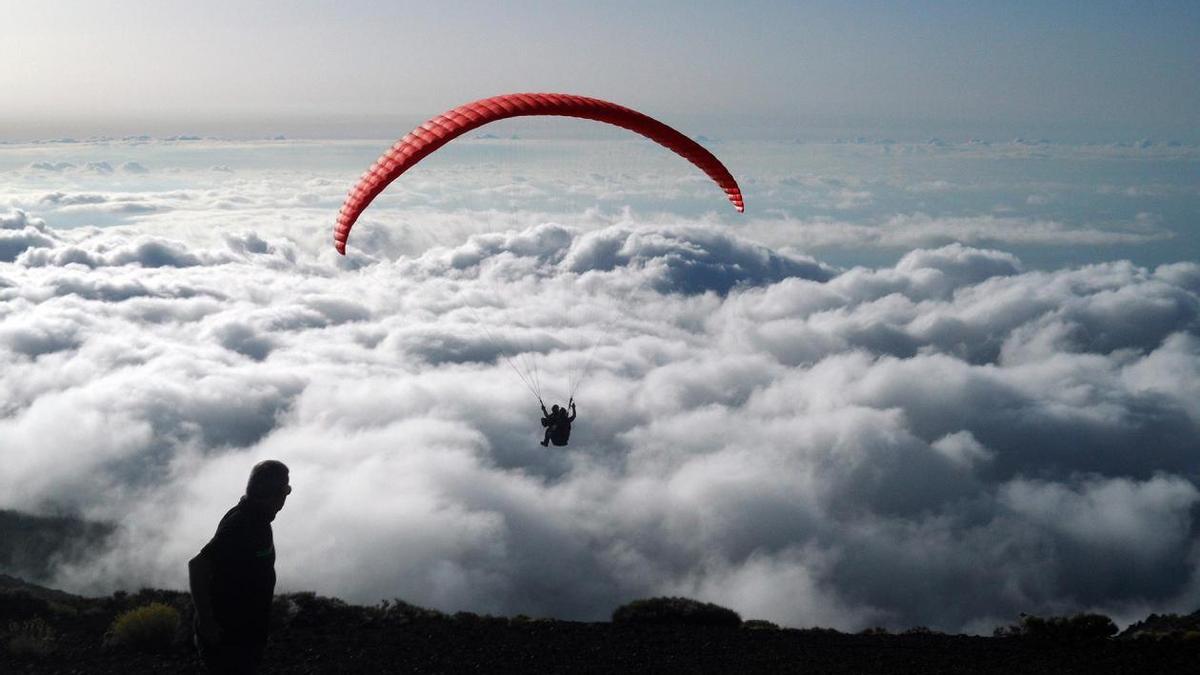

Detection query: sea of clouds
xmin=1 ymin=136 xmax=1198 ymax=633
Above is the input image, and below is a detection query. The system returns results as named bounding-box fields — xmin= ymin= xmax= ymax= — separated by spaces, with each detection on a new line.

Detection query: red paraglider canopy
xmin=334 ymin=92 xmax=744 ymax=254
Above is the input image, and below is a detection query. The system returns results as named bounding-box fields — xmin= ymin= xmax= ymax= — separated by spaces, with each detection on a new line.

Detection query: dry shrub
xmin=6 ymin=617 xmax=56 ymax=657
xmin=107 ymin=602 xmax=180 ymax=652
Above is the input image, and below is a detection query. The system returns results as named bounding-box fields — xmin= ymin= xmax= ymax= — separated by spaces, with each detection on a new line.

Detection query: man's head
xmin=551 ymin=404 xmax=560 ymax=413
xmin=246 ymin=459 xmax=291 ymax=517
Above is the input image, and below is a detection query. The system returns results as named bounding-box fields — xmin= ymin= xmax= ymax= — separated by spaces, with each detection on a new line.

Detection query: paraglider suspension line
xmin=468 ymin=304 xmax=544 ymax=403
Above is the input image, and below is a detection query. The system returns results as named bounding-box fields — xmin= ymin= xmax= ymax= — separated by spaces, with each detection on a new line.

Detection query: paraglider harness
xmin=540 ymin=399 xmax=575 ymax=447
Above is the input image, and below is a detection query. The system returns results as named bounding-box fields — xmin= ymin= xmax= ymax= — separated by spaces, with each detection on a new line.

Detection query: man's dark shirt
xmin=199 ymin=497 xmax=276 ymax=644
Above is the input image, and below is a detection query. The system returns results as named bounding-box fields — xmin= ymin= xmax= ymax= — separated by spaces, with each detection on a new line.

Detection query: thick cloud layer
xmin=2 ymin=203 xmax=1197 ymax=632
xmin=2 ymin=135 xmax=1198 ymax=630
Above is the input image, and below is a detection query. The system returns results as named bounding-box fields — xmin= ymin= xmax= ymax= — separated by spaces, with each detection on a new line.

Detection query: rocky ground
xmin=2 ymin=575 xmax=1197 ymax=674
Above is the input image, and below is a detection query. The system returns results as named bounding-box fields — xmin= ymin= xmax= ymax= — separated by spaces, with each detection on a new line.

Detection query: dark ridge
xmin=2 ymin=576 xmax=1199 ymax=674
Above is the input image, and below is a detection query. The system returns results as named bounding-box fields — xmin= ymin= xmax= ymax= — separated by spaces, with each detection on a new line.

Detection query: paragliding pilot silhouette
xmin=540 ymin=399 xmax=576 ymax=446
xmin=190 ymin=460 xmax=290 ymax=674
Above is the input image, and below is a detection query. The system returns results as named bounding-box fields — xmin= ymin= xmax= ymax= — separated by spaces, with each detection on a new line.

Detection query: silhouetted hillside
xmin=2 ymin=576 xmax=1198 ymax=674
xmin=1119 ymin=611 xmax=1200 ymax=641
xmin=0 ymin=510 xmax=113 ymax=584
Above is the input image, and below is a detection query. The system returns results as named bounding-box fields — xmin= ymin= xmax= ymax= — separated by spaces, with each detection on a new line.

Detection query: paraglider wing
xmin=334 ymin=93 xmax=745 ymax=254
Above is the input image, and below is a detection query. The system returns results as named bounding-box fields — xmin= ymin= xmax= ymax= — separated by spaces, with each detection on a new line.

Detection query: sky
xmin=1 ymin=0 xmax=1199 ymax=635
xmin=3 ymin=1 xmax=1199 ymax=141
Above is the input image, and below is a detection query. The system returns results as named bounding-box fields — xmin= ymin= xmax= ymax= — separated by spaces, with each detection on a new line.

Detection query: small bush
xmin=797 ymin=626 xmax=843 ymax=637
xmin=378 ymin=598 xmax=444 ymax=623
xmin=5 ymin=617 xmax=56 ymax=657
xmin=858 ymin=626 xmax=890 ymax=635
xmin=612 ymin=597 xmax=741 ymax=628
xmin=993 ymin=623 xmax=1022 ymax=638
xmin=106 ymin=602 xmax=180 ymax=652
xmin=364 ymin=598 xmax=445 ymax=626
xmin=995 ymin=613 xmax=1117 ymax=642
xmin=272 ymin=594 xmax=301 ymax=630
xmin=281 ymin=592 xmax=361 ymax=629
xmin=46 ymin=601 xmax=79 ymax=618
xmin=743 ymin=619 xmax=780 ymax=630
xmin=1119 ymin=611 xmax=1200 ymax=640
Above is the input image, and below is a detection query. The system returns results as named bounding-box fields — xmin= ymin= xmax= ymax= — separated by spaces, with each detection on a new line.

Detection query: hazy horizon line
xmin=3 ymin=111 xmax=1197 ymax=145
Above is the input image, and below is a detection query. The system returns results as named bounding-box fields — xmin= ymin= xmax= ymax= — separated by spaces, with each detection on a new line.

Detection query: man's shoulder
xmin=217 ymin=502 xmax=248 ymax=528
xmin=214 ymin=501 xmax=267 ymax=539
xmin=207 ymin=501 xmax=272 ymax=559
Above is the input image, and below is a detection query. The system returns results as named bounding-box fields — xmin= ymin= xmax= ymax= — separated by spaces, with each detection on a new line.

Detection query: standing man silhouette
xmin=190 ymin=460 xmax=291 ymax=674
